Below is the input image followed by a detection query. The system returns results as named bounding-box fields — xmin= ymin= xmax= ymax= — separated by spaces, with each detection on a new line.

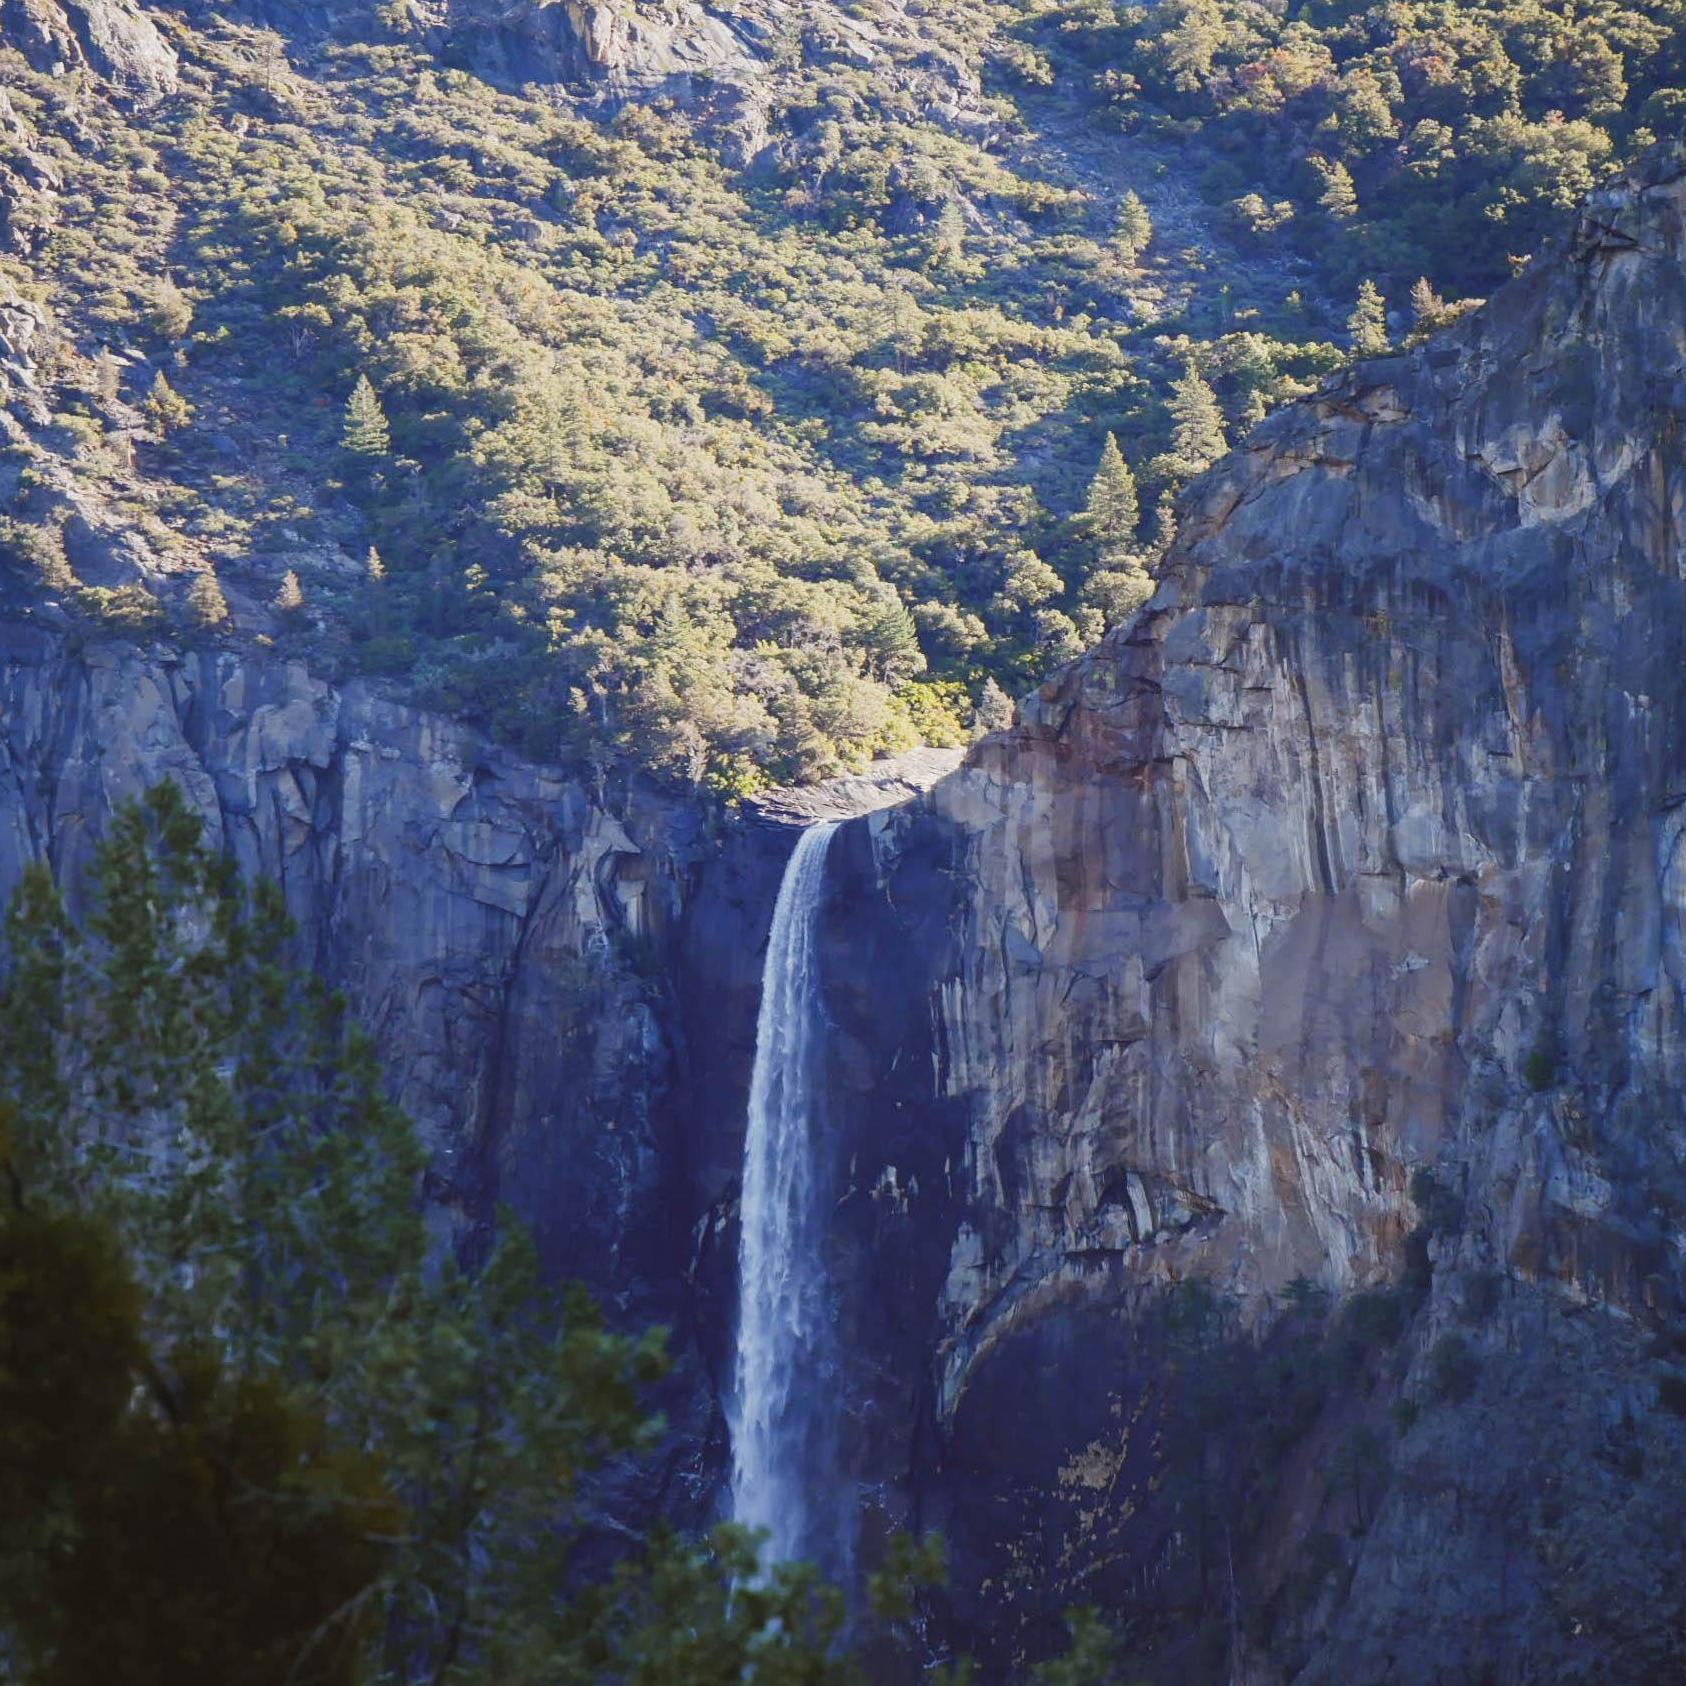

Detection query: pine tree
xmin=273 ymin=569 xmax=304 ymax=613
xmin=1114 ymin=191 xmax=1153 ymax=264
xmin=186 ymin=567 xmax=229 ymax=627
xmin=973 ymin=677 xmax=1016 ymax=735
xmin=1312 ymin=155 xmax=1358 ymax=221
xmin=93 ymin=348 xmax=121 ymax=404
xmin=1083 ymin=433 xmax=1141 ymax=563
xmin=884 ymin=284 xmax=921 ymax=374
xmin=0 ymin=785 xmax=953 ymax=1684
xmin=1348 ymin=279 xmax=1389 ymax=357
xmin=861 ymin=595 xmax=924 ymax=687
xmin=340 ymin=374 xmax=390 ymax=460
xmin=143 ymin=370 xmax=192 ymax=434
xmin=1163 ymin=363 xmax=1228 ymax=481
xmin=1153 ymin=490 xmax=1178 ymax=555
xmin=1408 ymin=276 xmax=1447 ymax=339
xmin=364 ymin=544 xmax=386 ymax=583
xmin=0 ymin=787 xmax=661 ymax=1682
xmin=928 ymin=199 xmax=966 ymax=272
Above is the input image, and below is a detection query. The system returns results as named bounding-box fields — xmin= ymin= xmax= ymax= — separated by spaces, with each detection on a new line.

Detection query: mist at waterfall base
xmin=727 ymin=819 xmax=855 ymax=1583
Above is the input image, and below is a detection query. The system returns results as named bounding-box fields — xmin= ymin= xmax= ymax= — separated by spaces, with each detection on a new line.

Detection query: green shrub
xmin=76 ymin=582 xmax=165 ymax=633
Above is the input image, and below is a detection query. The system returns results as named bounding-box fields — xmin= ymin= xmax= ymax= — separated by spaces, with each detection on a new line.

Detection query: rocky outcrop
xmin=434 ymin=0 xmax=998 ymax=164
xmin=0 ymin=276 xmax=48 ymax=424
xmin=456 ymin=0 xmax=764 ymax=89
xmin=809 ymin=145 xmax=1686 ymax=1678
xmin=0 ymin=88 xmax=61 ymax=258
xmin=747 ymin=744 xmax=964 ymax=826
xmin=0 ymin=0 xmax=178 ymax=104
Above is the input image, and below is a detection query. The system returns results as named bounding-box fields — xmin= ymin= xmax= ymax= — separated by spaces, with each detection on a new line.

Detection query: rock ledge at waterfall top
xmin=748 ymin=745 xmax=966 ymax=828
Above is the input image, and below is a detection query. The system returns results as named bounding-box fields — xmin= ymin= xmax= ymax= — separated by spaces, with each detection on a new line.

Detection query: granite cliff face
xmin=453 ymin=0 xmax=768 ymax=91
xmin=812 ymin=145 xmax=1686 ymax=1678
xmin=0 ymin=624 xmax=689 ymax=1282
xmin=879 ymin=140 xmax=1686 ymax=1399
xmin=0 ymin=0 xmax=177 ymax=103
xmin=3 ymin=140 xmax=1686 ymax=1679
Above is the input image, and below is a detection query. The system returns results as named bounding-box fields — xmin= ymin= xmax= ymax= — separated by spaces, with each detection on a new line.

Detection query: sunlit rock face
xmin=0 ymin=0 xmax=178 ymax=103
xmin=451 ymin=0 xmax=765 ymax=90
xmin=918 ymin=148 xmax=1686 ymax=1363
xmin=430 ymin=0 xmax=1000 ymax=165
xmin=815 ymin=145 xmax=1686 ymax=1678
xmin=909 ymin=139 xmax=1686 ymax=1362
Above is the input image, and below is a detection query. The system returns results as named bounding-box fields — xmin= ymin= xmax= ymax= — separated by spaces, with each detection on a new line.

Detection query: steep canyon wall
xmin=816 ymin=145 xmax=1686 ymax=1679
xmin=3 ymin=146 xmax=1686 ymax=1682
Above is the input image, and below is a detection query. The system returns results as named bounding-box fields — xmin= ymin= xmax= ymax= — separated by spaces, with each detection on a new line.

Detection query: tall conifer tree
xmin=341 ymin=374 xmax=390 ymax=460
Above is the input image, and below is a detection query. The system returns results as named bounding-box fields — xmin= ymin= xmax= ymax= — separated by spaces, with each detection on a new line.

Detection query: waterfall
xmin=729 ymin=818 xmax=845 ymax=1573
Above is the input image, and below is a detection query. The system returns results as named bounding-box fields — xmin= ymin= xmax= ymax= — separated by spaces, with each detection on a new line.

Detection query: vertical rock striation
xmin=818 ymin=144 xmax=1686 ymax=1678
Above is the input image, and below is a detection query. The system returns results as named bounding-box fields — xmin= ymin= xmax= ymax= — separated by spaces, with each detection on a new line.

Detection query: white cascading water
xmin=729 ymin=818 xmax=843 ymax=1571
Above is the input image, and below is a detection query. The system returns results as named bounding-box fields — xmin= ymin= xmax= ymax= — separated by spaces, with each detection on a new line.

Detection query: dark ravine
xmin=0 ymin=613 xmax=912 ymax=1539
xmin=0 ymin=618 xmax=770 ymax=1533
xmin=3 ymin=145 xmax=1686 ymax=1679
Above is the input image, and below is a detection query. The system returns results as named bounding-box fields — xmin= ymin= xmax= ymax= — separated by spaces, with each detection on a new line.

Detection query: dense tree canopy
xmin=0 ymin=0 xmax=1673 ymax=790
xmin=1067 ymin=0 xmax=1682 ymax=292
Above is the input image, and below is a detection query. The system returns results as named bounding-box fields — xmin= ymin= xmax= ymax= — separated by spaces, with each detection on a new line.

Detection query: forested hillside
xmin=0 ymin=0 xmax=1679 ymax=790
